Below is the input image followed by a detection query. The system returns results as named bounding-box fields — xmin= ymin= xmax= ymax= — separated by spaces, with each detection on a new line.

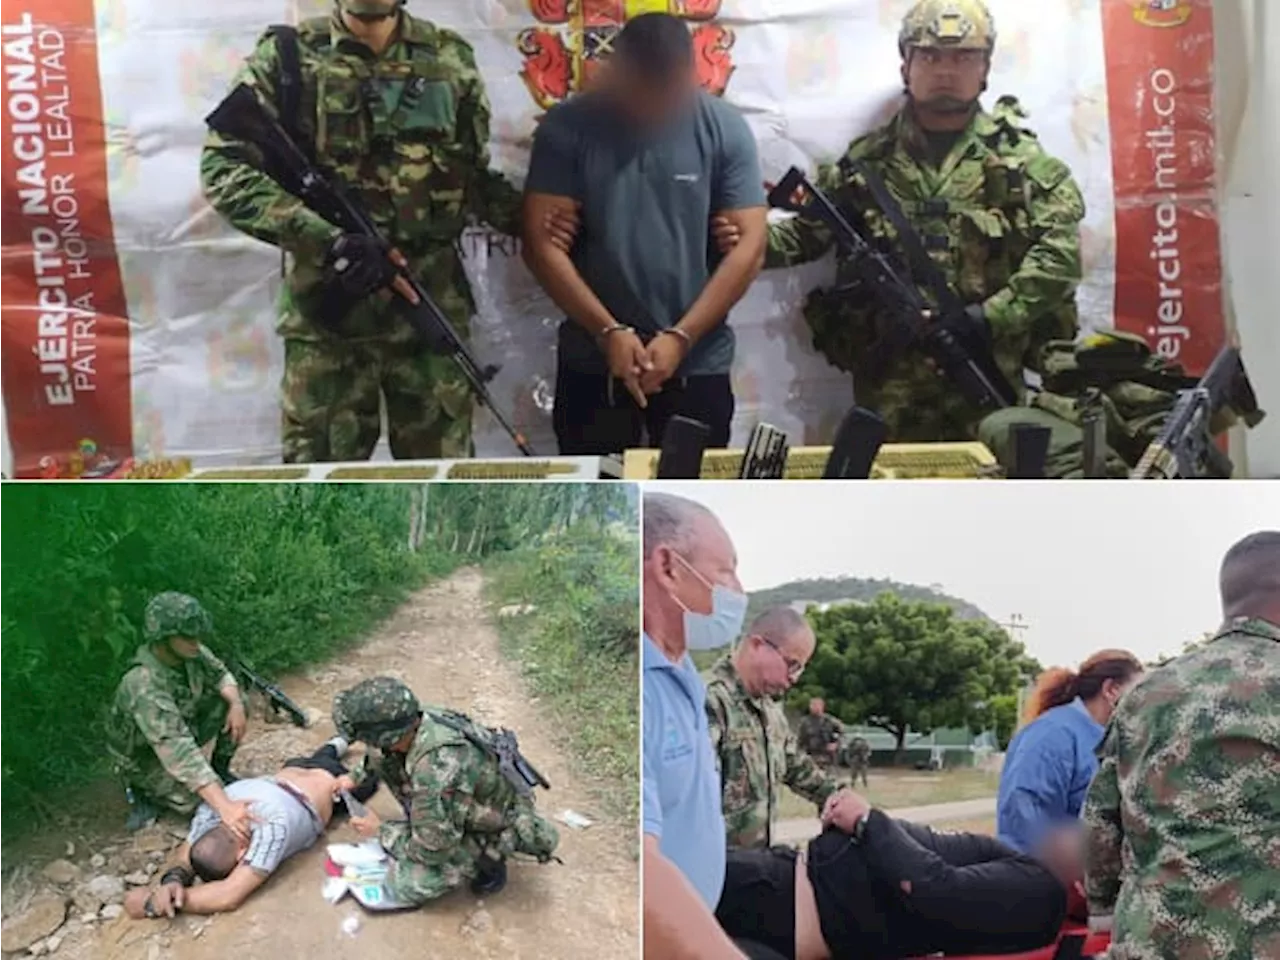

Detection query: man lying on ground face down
xmin=716 ymin=791 xmax=1081 ymax=960
xmin=124 ymin=737 xmax=379 ymax=918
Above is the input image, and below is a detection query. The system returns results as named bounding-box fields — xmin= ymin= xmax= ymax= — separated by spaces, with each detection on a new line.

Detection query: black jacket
xmin=807 ymin=811 xmax=1066 ymax=959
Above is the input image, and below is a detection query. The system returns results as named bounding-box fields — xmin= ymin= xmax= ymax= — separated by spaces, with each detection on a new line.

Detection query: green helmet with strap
xmin=899 ymin=0 xmax=997 ymax=56
xmin=143 ymin=592 xmax=213 ymax=645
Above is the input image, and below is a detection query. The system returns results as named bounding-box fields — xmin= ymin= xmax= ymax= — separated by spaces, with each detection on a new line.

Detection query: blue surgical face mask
xmin=670 ymin=552 xmax=747 ymax=651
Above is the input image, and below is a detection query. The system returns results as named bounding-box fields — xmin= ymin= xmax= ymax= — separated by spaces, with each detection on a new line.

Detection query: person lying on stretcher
xmin=716 ymin=790 xmax=1089 ymax=960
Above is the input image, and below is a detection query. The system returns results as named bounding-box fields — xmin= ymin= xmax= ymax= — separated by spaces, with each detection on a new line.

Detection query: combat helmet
xmin=337 ymin=0 xmax=405 ymax=17
xmin=332 ymin=676 xmax=422 ymax=749
xmin=899 ymin=0 xmax=997 ymax=56
xmin=143 ymin=592 xmax=213 ymax=645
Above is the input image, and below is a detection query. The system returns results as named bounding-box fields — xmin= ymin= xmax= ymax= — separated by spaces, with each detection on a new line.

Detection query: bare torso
xmin=273 ymin=766 xmax=339 ymax=825
xmin=794 ymin=849 xmax=832 ymax=960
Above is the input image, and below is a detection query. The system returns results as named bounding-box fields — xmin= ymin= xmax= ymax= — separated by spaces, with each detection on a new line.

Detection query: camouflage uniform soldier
xmin=201 ymin=0 xmax=538 ymax=462
xmin=796 ymin=697 xmax=843 ymax=768
xmin=843 ymin=735 xmax=872 ymax=788
xmin=1083 ymin=531 xmax=1280 ymax=959
xmin=704 ymin=609 xmax=851 ymax=849
xmin=105 ymin=593 xmax=252 ymax=832
xmin=333 ymin=677 xmax=559 ymax=903
xmin=748 ymin=0 xmax=1085 ymax=444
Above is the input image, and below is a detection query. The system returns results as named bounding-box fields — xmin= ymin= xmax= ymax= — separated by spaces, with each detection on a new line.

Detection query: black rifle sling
xmin=268 ymin=25 xmax=304 ymax=278
xmin=428 ymin=710 xmax=538 ymax=792
xmin=845 ymin=158 xmax=967 ymax=319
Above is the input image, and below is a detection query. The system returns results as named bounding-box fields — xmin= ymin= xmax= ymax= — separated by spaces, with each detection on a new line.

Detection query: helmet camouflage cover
xmin=899 ymin=0 xmax=996 ymax=54
xmin=332 ymin=676 xmax=422 ymax=749
xmin=337 ymin=0 xmax=404 ymax=15
xmin=144 ymin=592 xmax=213 ymax=644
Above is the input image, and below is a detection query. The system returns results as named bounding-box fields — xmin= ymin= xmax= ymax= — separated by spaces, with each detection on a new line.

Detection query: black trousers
xmin=716 ymin=848 xmax=798 ymax=960
xmin=552 ymin=367 xmax=734 ymax=456
xmin=282 ymin=744 xmax=379 ymax=806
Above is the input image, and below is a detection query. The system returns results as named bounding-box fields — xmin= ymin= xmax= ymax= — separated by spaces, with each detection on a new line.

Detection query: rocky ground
xmin=1 ymin=569 xmax=639 ymax=960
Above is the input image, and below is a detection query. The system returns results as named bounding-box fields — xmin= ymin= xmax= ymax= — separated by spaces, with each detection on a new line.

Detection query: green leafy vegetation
xmin=1 ymin=483 xmax=638 ymax=834
xmin=791 ymin=594 xmax=1041 ymax=755
xmin=485 ymin=516 xmax=639 ymax=831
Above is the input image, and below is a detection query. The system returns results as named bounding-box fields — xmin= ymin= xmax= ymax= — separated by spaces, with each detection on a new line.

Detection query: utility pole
xmin=997 ymin=613 xmax=1028 ymax=643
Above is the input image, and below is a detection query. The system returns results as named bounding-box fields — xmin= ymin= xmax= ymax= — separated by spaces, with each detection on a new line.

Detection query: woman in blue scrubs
xmin=997 ymin=650 xmax=1144 ymax=854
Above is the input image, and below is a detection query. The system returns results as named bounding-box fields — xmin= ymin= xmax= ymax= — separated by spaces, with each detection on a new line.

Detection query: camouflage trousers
xmin=281 ymin=337 xmax=473 ymax=463
xmin=847 ymin=761 xmax=869 ymax=788
xmin=112 ymin=692 xmax=242 ymax=816
xmin=385 ymin=799 xmax=560 ymax=905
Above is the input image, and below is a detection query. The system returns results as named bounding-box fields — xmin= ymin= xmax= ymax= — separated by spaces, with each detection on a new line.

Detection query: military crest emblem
xmin=517 ymin=0 xmax=736 ymax=111
xmin=1131 ymin=0 xmax=1193 ymax=28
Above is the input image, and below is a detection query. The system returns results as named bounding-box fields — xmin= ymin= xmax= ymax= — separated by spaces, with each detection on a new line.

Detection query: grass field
xmin=777 ymin=767 xmax=1001 ymax=820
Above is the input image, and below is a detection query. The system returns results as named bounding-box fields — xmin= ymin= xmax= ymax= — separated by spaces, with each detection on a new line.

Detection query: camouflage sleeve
xmin=704 ymin=685 xmax=728 ymax=766
xmin=452 ymin=36 xmax=522 ymax=238
xmin=119 ymin=670 xmax=220 ymax=793
xmin=763 ymin=160 xmax=843 ymax=270
xmin=981 ymin=151 xmax=1085 ymax=337
xmin=197 ymin=644 xmax=237 ymax=692
xmin=380 ymin=745 xmax=494 ymax=866
xmin=782 ymin=725 xmax=841 ymax=808
xmin=199 ymin=34 xmax=341 ymax=260
xmin=1082 ymin=719 xmax=1124 ymax=914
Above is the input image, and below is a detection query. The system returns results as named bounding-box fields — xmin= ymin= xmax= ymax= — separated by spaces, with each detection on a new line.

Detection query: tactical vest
xmin=269 ymin=17 xmax=473 ymax=250
xmin=843 ymin=98 xmax=1065 ymax=304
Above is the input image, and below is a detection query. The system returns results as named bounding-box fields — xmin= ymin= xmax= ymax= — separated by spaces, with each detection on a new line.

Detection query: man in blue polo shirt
xmin=522 ymin=13 xmax=767 ymax=455
xmin=641 ymin=492 xmax=749 ymax=960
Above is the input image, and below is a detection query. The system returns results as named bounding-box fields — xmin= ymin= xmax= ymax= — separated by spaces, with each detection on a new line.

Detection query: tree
xmin=988 ymin=694 xmax=1019 ymax=750
xmin=789 ymin=594 xmax=1041 ymax=758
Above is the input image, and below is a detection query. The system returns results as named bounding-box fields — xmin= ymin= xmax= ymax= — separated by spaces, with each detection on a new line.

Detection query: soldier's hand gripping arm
xmin=1081 ymin=721 xmax=1124 ymax=919
xmin=199 ymin=34 xmax=341 ymax=261
xmin=976 ymin=153 xmax=1085 ymax=353
xmin=760 ymin=161 xmax=844 ymax=270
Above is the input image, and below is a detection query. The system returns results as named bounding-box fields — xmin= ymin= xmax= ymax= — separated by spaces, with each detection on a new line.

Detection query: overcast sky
xmin=645 ymin=482 xmax=1280 ymax=666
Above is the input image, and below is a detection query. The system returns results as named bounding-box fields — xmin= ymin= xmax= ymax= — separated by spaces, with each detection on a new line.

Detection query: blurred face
xmin=1035 ymin=826 xmax=1084 ymax=889
xmin=810 ymin=698 xmax=824 ymax=715
xmin=903 ymin=46 xmax=988 ymax=112
xmin=608 ymin=59 xmax=698 ymax=129
xmin=746 ymin=627 xmax=815 ymax=697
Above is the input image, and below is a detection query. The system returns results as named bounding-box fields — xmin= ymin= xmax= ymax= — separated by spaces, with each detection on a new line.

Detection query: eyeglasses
xmin=758 ymin=635 xmax=805 ymax=679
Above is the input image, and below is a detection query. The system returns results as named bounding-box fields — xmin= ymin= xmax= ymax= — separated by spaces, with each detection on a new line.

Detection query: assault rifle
xmin=204 ymin=83 xmax=535 ymax=456
xmin=1131 ymin=344 xmax=1265 ymax=479
xmin=768 ymin=166 xmax=1017 ymax=413
xmin=233 ymin=659 xmax=309 ymax=728
xmin=429 ymin=710 xmax=551 ymax=797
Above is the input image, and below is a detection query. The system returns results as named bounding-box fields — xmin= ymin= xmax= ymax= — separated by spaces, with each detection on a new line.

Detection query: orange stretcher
xmin=911 ymin=925 xmax=1111 ymax=959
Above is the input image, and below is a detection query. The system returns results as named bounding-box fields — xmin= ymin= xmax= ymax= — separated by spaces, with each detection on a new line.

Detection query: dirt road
xmin=3 ymin=569 xmax=638 ymax=960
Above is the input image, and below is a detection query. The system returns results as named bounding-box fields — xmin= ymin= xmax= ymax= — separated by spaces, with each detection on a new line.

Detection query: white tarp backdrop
xmin=2 ymin=0 xmax=1274 ymax=475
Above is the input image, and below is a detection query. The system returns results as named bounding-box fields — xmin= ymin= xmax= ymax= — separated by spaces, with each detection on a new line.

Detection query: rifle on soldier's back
xmin=233 ymin=659 xmax=309 ymax=728
xmin=1131 ymin=343 xmax=1265 ymax=479
xmin=204 ymin=84 xmax=535 ymax=457
xmin=768 ymin=166 xmax=1018 ymax=414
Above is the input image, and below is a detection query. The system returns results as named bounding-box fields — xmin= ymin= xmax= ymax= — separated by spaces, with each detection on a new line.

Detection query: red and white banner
xmin=1 ymin=1 xmax=131 ymax=477
xmin=1102 ymin=0 xmax=1222 ymax=372
xmin=0 ymin=0 xmax=1227 ymax=475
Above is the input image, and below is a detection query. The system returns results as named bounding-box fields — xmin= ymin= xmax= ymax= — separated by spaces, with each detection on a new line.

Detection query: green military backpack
xmin=979 ymin=331 xmax=1242 ymax=478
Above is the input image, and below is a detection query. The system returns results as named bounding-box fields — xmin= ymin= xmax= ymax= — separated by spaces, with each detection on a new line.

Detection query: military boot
xmin=470 ymin=856 xmax=507 ymax=896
